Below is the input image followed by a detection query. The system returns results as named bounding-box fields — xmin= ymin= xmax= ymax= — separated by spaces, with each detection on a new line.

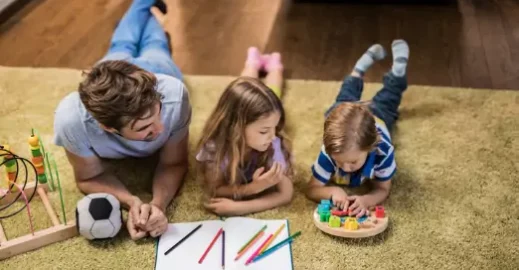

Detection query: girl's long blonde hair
xmin=196 ymin=77 xmax=293 ymax=195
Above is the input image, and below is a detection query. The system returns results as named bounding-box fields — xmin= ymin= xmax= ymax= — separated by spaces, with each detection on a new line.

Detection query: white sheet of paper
xmin=155 ymin=217 xmax=293 ymax=270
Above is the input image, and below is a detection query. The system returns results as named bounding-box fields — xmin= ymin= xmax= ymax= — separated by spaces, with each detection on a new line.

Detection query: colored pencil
xmin=259 ymin=223 xmax=285 ymax=254
xmin=234 ymin=231 xmax=265 ymax=261
xmin=237 ymin=225 xmax=267 ymax=254
xmin=222 ymin=230 xmax=225 ymax=269
xmin=164 ymin=224 xmax=203 ymax=255
xmin=251 ymin=231 xmax=302 ymax=263
xmin=198 ymin=228 xmax=223 ymax=264
xmin=245 ymin=234 xmax=273 ymax=265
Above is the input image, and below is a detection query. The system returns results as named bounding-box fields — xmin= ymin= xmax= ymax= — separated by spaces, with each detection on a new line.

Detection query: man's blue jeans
xmin=98 ymin=0 xmax=183 ymax=81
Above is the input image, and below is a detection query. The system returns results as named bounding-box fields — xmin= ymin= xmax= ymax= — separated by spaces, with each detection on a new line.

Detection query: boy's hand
xmin=250 ymin=162 xmax=283 ymax=194
xmin=347 ymin=195 xmax=368 ymax=218
xmin=330 ymin=187 xmax=349 ymax=210
xmin=204 ymin=198 xmax=243 ymax=216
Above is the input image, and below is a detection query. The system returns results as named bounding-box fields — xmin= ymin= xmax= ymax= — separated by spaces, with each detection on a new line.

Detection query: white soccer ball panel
xmin=91 ymin=220 xmax=116 ymax=238
xmin=108 ymin=209 xmax=122 ymax=233
xmin=76 ymin=196 xmax=92 ymax=214
xmin=78 ymin=209 xmax=96 ymax=240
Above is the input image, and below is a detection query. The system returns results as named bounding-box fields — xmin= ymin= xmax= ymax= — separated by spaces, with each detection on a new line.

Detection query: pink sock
xmin=260 ymin=54 xmax=270 ymax=70
xmin=245 ymin=47 xmax=262 ymax=70
xmin=265 ymin=52 xmax=283 ymax=72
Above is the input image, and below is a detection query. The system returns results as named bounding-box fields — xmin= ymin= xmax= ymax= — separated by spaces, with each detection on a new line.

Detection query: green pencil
xmin=237 ymin=225 xmax=267 ymax=254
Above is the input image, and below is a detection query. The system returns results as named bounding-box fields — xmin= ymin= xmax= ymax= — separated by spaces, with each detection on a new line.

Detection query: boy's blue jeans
xmin=326 ymin=73 xmax=407 ymax=131
xmin=98 ymin=0 xmax=183 ymax=81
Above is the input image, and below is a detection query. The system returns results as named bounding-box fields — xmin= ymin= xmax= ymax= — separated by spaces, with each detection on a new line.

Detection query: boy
xmin=305 ymin=40 xmax=409 ymax=217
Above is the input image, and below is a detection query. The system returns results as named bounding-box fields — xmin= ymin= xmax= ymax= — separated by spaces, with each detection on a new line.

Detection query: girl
xmin=195 ymin=47 xmax=293 ymax=216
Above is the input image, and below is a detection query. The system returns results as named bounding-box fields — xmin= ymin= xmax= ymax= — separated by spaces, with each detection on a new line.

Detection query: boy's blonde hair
xmin=324 ymin=103 xmax=379 ymax=155
xmin=196 ymin=77 xmax=292 ymax=195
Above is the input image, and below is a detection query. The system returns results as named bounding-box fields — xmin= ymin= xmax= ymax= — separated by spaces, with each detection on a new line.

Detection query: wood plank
xmin=471 ymin=0 xmax=519 ymax=89
xmin=0 ymin=0 xmax=129 ymax=68
xmin=54 ymin=0 xmax=130 ymax=68
xmin=0 ymin=222 xmax=7 ymax=243
xmin=497 ymin=0 xmax=519 ymax=86
xmin=164 ymin=0 xmax=283 ymax=76
xmin=36 ymin=187 xmax=60 ymax=227
xmin=456 ymin=0 xmax=493 ymax=88
xmin=0 ymin=222 xmax=77 ymax=260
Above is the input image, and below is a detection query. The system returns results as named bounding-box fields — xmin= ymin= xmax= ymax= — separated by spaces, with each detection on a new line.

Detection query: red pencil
xmin=198 ymin=228 xmax=224 ymax=264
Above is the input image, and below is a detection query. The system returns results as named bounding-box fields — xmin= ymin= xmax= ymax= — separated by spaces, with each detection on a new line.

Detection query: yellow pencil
xmin=259 ymin=223 xmax=285 ymax=254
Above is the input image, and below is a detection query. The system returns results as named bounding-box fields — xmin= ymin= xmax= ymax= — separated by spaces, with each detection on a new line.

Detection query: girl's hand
xmin=251 ymin=162 xmax=283 ymax=194
xmin=330 ymin=187 xmax=349 ymax=210
xmin=204 ymin=198 xmax=243 ymax=216
xmin=347 ymin=195 xmax=368 ymax=218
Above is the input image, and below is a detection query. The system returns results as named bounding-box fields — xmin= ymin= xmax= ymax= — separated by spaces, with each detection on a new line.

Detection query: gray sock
xmin=391 ymin=39 xmax=409 ymax=77
xmin=353 ymin=44 xmax=386 ymax=75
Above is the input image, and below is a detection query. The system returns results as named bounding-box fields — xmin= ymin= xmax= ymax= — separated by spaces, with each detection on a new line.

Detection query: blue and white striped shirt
xmin=311 ymin=123 xmax=396 ymax=187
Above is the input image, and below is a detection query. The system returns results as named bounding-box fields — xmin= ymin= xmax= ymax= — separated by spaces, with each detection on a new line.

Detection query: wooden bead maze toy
xmin=313 ymin=199 xmax=388 ymax=238
xmin=0 ymin=129 xmax=77 ymax=259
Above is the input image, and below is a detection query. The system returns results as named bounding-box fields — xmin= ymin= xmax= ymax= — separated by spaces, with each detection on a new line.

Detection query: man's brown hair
xmin=323 ymin=103 xmax=379 ymax=154
xmin=78 ymin=60 xmax=161 ymax=130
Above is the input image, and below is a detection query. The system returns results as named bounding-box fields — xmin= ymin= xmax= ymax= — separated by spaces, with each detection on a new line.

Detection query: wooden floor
xmin=0 ymin=0 xmax=518 ymax=90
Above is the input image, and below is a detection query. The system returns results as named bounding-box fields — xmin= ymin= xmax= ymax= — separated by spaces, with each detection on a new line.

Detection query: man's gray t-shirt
xmin=53 ymin=74 xmax=191 ymax=159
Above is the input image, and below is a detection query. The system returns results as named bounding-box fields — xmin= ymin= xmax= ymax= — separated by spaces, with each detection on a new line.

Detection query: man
xmin=53 ymin=0 xmax=189 ymax=240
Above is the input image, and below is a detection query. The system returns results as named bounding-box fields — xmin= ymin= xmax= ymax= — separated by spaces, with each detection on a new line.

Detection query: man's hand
xmin=127 ymin=209 xmax=148 ymax=240
xmin=250 ymin=162 xmax=283 ymax=194
xmin=347 ymin=195 xmax=369 ymax=218
xmin=331 ymin=187 xmax=349 ymax=210
xmin=204 ymin=198 xmax=244 ymax=216
xmin=128 ymin=197 xmax=153 ymax=230
xmin=145 ymin=204 xmax=168 ymax=238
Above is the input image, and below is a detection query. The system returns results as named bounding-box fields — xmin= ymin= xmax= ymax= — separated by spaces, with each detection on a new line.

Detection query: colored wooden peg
xmin=328 ymin=216 xmax=341 ymax=228
xmin=331 ymin=209 xmax=349 ymax=217
xmin=344 ymin=217 xmax=359 ymax=230
xmin=375 ymin=206 xmax=385 ymax=218
xmin=319 ymin=211 xmax=330 ymax=222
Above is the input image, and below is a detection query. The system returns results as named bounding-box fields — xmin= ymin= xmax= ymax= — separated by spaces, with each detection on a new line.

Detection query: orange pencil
xmin=234 ymin=231 xmax=265 ymax=261
xmin=259 ymin=223 xmax=285 ymax=254
xmin=245 ymin=234 xmax=273 ymax=265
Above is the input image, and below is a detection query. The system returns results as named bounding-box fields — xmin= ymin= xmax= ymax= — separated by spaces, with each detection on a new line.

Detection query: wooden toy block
xmin=317 ymin=205 xmax=330 ymax=214
xmin=319 ymin=211 xmax=331 ymax=222
xmin=357 ymin=215 xmax=368 ymax=223
xmin=320 ymin=199 xmax=331 ymax=207
xmin=375 ymin=206 xmax=385 ymax=218
xmin=331 ymin=209 xmax=349 ymax=217
xmin=328 ymin=216 xmax=341 ymax=228
xmin=344 ymin=217 xmax=359 ymax=230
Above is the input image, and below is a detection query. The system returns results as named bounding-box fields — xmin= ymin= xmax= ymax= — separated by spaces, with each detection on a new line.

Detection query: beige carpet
xmin=0 ymin=66 xmax=518 ymax=269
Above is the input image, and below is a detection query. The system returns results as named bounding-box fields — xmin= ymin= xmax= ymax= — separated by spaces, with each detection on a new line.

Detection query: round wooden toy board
xmin=313 ymin=201 xmax=388 ymax=238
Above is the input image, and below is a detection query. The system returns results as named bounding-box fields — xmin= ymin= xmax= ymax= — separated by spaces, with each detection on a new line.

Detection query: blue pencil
xmin=251 ymin=231 xmax=301 ymax=263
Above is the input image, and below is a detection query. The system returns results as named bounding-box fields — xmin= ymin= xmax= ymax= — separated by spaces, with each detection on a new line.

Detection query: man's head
xmin=324 ymin=103 xmax=379 ymax=173
xmin=78 ymin=60 xmax=164 ymax=141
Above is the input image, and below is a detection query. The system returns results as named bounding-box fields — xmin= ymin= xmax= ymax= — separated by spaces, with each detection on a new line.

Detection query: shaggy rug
xmin=0 ymin=66 xmax=517 ymax=269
